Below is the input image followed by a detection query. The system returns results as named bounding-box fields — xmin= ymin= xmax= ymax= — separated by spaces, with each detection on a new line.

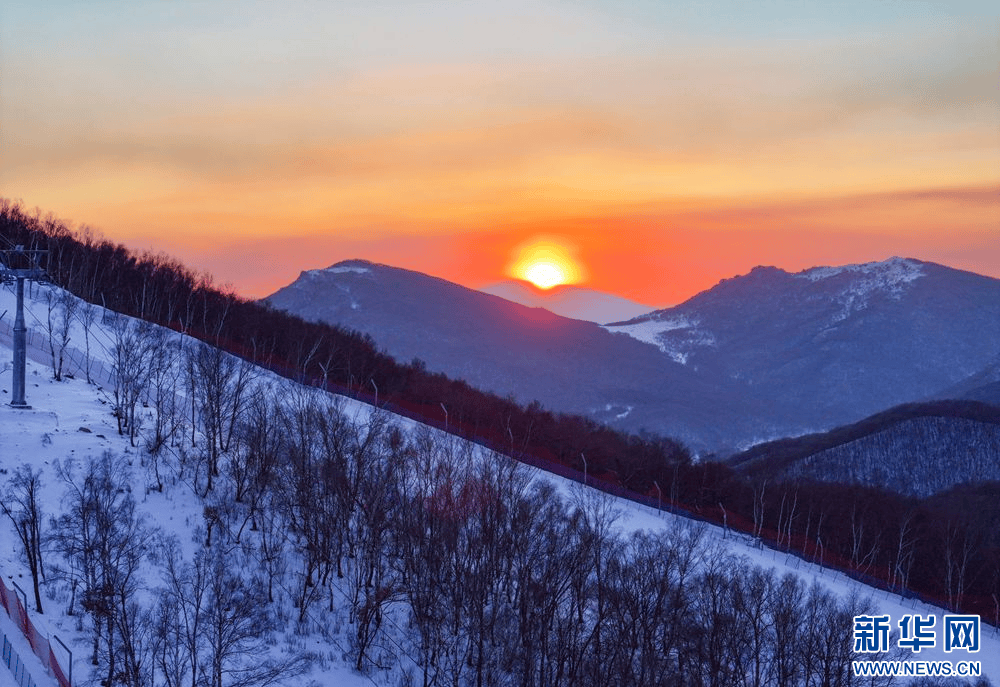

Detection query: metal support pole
xmin=440 ymin=402 xmax=448 ymax=433
xmin=2 ymin=246 xmax=46 ymax=410
xmin=53 ymin=635 xmax=73 ymax=686
xmin=581 ymin=452 xmax=587 ymax=487
xmin=11 ymin=276 xmax=29 ymax=408
xmin=10 ymin=580 xmax=27 ymax=612
xmin=654 ymin=480 xmax=661 ymax=513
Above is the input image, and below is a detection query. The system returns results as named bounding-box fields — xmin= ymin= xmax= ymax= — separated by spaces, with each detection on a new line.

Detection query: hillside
xmin=729 ymin=401 xmax=1000 ymax=497
xmin=3 ymin=202 xmax=1000 ymax=686
xmin=933 ymin=356 xmax=1000 ymax=406
xmin=0 ymin=200 xmax=695 ymax=498
xmin=2 ymin=282 xmax=998 ymax=687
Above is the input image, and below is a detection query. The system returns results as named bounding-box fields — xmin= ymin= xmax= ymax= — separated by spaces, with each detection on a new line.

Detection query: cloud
xmin=6 ymin=17 xmax=994 ymax=185
xmin=2 ymin=3 xmax=995 ymax=303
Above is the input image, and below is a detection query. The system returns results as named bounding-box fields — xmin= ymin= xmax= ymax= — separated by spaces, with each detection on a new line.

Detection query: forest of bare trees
xmin=6 ymin=375 xmax=913 ymax=687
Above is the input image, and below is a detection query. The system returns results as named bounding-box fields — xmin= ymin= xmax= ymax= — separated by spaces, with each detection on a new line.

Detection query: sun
xmin=508 ymin=236 xmax=584 ymax=290
xmin=524 ymin=261 xmax=566 ymax=289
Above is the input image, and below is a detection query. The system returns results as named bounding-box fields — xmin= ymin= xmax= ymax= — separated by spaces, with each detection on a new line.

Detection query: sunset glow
xmin=524 ymin=263 xmax=566 ymax=290
xmin=509 ymin=238 xmax=584 ymax=290
xmin=0 ymin=2 xmax=996 ymax=303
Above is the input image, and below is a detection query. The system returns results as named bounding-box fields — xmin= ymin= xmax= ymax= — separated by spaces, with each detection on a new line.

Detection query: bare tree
xmin=156 ymin=537 xmax=209 ymax=687
xmin=1 ymin=464 xmax=46 ymax=613
xmin=891 ymin=509 xmax=918 ymax=595
xmin=849 ymin=501 xmax=881 ymax=576
xmin=202 ymin=543 xmax=305 ymax=687
xmin=255 ymin=494 xmax=288 ymax=605
xmin=110 ymin=317 xmax=155 ymax=446
xmin=151 ymin=589 xmax=191 ymax=687
xmin=574 ymin=489 xmax=621 ymax=685
xmin=145 ymin=327 xmax=184 ymax=464
xmin=349 ymin=424 xmax=403 ymax=672
xmin=44 ymin=287 xmax=77 ymax=381
xmin=942 ymin=520 xmax=978 ymax=612
xmin=764 ymin=573 xmax=801 ymax=687
xmin=227 ymin=387 xmax=282 ymax=518
xmin=77 ymin=300 xmax=99 ymax=384
xmin=189 ymin=341 xmax=257 ymax=492
xmin=733 ymin=565 xmax=774 ymax=687
xmin=53 ymin=452 xmax=152 ymax=684
xmin=752 ymin=480 xmax=767 ymax=540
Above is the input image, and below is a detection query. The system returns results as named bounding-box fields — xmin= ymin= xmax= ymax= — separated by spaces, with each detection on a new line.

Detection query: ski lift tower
xmin=0 ymin=245 xmax=48 ymax=409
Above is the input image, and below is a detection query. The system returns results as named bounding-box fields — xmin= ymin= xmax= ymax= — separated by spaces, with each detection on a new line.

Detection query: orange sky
xmin=1 ymin=2 xmax=996 ymax=305
xmin=182 ymin=185 xmax=998 ymax=305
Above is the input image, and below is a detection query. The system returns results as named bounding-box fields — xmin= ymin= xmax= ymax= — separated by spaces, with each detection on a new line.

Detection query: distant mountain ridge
xmin=932 ymin=354 xmax=1000 ymax=405
xmin=265 ymin=257 xmax=1000 ymax=454
xmin=728 ymin=400 xmax=1000 ymax=497
xmin=479 ymin=280 xmax=657 ymax=324
xmin=264 ymin=259 xmax=746 ymax=449
xmin=604 ymin=257 xmax=1000 ymax=440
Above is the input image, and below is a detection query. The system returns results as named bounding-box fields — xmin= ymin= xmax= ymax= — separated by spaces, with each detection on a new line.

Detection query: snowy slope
xmin=0 ymin=284 xmax=381 ymax=687
xmin=1 ymin=282 xmax=997 ymax=685
xmin=0 ymin=605 xmax=56 ymax=687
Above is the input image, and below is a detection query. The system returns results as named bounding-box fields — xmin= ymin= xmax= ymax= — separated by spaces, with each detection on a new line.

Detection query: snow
xmin=602 ymin=315 xmax=704 ymax=363
xmin=599 ymin=492 xmax=999 ymax=681
xmin=606 ymin=258 xmax=928 ymax=354
xmin=796 ymin=257 xmax=924 ymax=290
xmin=599 ymin=403 xmax=634 ymax=420
xmin=0 ymin=280 xmax=996 ymax=686
xmin=0 ymin=602 xmax=58 ymax=687
xmin=323 ymin=265 xmax=371 ymax=275
xmin=796 ymin=258 xmax=926 ymax=323
xmin=0 ymin=282 xmax=385 ymax=687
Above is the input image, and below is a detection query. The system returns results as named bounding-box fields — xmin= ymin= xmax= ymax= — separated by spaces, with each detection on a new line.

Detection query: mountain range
xmin=265 ymin=257 xmax=1000 ymax=454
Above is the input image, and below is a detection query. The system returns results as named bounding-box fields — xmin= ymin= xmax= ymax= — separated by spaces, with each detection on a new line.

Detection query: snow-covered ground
xmin=0 ymin=282 xmax=386 ymax=687
xmin=601 ymin=315 xmax=711 ymax=364
xmin=0 ymin=599 xmax=56 ymax=687
xmin=0 ymin=281 xmax=996 ymax=686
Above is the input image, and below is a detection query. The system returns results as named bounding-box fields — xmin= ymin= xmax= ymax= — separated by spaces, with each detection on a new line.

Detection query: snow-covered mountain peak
xmin=795 ymin=256 xmax=925 ymax=290
xmin=320 ymin=259 xmax=374 ymax=275
xmin=792 ymin=257 xmax=927 ymax=323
